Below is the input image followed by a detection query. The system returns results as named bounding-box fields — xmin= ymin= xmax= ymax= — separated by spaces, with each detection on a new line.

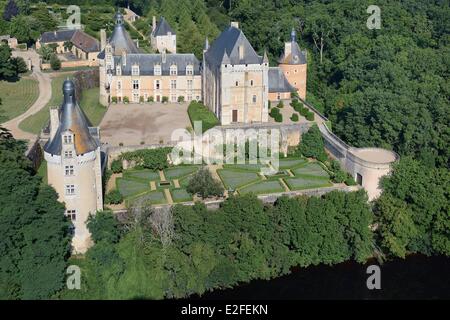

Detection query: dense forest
xmin=0 ymin=0 xmax=448 ymax=299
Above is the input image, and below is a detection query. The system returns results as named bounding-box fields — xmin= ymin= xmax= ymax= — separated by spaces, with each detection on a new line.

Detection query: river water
xmin=196 ymin=255 xmax=449 ymax=299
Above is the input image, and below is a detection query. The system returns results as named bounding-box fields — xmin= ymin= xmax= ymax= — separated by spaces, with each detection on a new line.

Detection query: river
xmin=196 ymin=255 xmax=449 ymax=299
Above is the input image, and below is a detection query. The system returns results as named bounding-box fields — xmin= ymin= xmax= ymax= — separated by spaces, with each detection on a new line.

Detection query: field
xmin=0 ymin=77 xmax=39 ymax=122
xmin=19 ymin=74 xmax=106 ymax=134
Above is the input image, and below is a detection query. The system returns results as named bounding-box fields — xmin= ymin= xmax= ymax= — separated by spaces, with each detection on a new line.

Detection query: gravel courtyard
xmin=99 ymin=102 xmax=191 ymax=146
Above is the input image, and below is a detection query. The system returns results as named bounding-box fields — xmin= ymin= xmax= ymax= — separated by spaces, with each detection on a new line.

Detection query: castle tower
xmin=278 ymin=28 xmax=307 ymax=99
xmin=44 ymin=80 xmax=103 ymax=254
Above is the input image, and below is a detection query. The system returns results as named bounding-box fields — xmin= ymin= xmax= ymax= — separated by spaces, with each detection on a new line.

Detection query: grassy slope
xmin=0 ymin=77 xmax=39 ymax=122
xmin=187 ymin=101 xmax=219 ymax=133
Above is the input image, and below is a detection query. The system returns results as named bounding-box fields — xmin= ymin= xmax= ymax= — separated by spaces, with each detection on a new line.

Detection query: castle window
xmin=294 ymin=69 xmax=298 ymax=73
xmin=170 ymin=80 xmax=177 ymax=90
xmin=132 ymin=80 xmax=139 ymax=90
xmin=117 ymin=80 xmax=122 ymax=90
xmin=64 ymin=150 xmax=73 ymax=158
xmin=133 ymin=93 xmax=139 ymax=102
xmin=116 ymin=65 xmax=121 ymax=76
xmin=171 ymin=94 xmax=177 ymax=102
xmin=65 ymin=184 xmax=75 ymax=195
xmin=235 ymin=81 xmax=239 ymax=87
xmin=187 ymin=94 xmax=192 ymax=101
xmin=155 ymin=80 xmax=160 ymax=90
xmin=65 ymin=165 xmax=74 ymax=176
xmin=250 ymin=80 xmax=254 ymax=86
xmin=186 ymin=65 xmax=193 ymax=75
xmin=154 ymin=64 xmax=161 ymax=76
xmin=252 ymin=95 xmax=257 ymax=103
xmin=187 ymin=79 xmax=193 ymax=90
xmin=131 ymin=65 xmax=139 ymax=76
xmin=170 ymin=65 xmax=177 ymax=75
xmin=63 ymin=134 xmax=72 ymax=144
xmin=66 ymin=209 xmax=76 ymax=221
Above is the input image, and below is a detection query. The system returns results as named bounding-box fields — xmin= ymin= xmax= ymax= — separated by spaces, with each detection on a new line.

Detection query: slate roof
xmin=44 ymin=80 xmax=98 ymax=156
xmin=113 ymin=53 xmax=200 ymax=76
xmin=278 ymin=30 xmax=307 ymax=65
xmin=268 ymin=67 xmax=295 ymax=93
xmin=39 ymin=29 xmax=100 ymax=53
xmin=205 ymin=25 xmax=263 ymax=67
xmin=39 ymin=30 xmax=76 ymax=43
xmin=109 ymin=13 xmax=140 ymax=55
xmin=152 ymin=17 xmax=175 ymax=37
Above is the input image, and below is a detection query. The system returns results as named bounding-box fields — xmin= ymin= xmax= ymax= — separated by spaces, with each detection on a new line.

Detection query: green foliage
xmin=110 ymin=159 xmax=123 ymax=173
xmin=0 ymin=44 xmax=16 ymax=79
xmin=105 ymin=189 xmax=123 ymax=205
xmin=177 ymin=95 xmax=185 ymax=103
xmin=37 ymin=45 xmax=54 ymax=62
xmin=111 ymin=96 xmax=118 ymax=103
xmin=148 ymin=96 xmax=154 ymax=102
xmin=162 ymin=96 xmax=169 ymax=103
xmin=298 ymin=124 xmax=327 ymax=162
xmin=269 ymin=107 xmax=280 ymax=119
xmin=87 ymin=210 xmax=120 ymax=244
xmin=123 ymin=96 xmax=129 ymax=103
xmin=276 ymin=100 xmax=284 ymax=108
xmin=305 ymin=112 xmax=315 ymax=121
xmin=120 ymin=147 xmax=172 ymax=171
xmin=0 ymin=128 xmax=70 ymax=299
xmin=187 ymin=100 xmax=219 ymax=133
xmin=187 ymin=166 xmax=224 ymax=199
xmin=376 ymin=157 xmax=450 ymax=257
xmin=274 ymin=113 xmax=283 ymax=122
xmin=49 ymin=54 xmax=61 ymax=71
xmin=290 ymin=113 xmax=299 ymax=122
xmin=12 ymin=56 xmax=27 ymax=74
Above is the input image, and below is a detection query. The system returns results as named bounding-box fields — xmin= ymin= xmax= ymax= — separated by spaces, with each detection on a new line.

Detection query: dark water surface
xmin=196 ymin=255 xmax=450 ymax=299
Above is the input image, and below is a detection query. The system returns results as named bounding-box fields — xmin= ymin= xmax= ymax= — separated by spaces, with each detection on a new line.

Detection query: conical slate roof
xmin=109 ymin=12 xmax=139 ymax=55
xmin=152 ymin=17 xmax=175 ymax=36
xmin=44 ymin=80 xmax=98 ymax=156
xmin=278 ymin=29 xmax=307 ymax=65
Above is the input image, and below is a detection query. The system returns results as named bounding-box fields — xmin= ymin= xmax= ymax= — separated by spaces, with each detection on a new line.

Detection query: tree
xmin=0 ymin=44 xmax=17 ymax=79
xmin=12 ymin=56 xmax=28 ymax=74
xmin=87 ymin=210 xmax=120 ymax=244
xmin=298 ymin=124 xmax=327 ymax=162
xmin=9 ymin=15 xmax=33 ymax=43
xmin=0 ymin=128 xmax=70 ymax=299
xmin=37 ymin=45 xmax=54 ymax=62
xmin=50 ymin=54 xmax=61 ymax=71
xmin=187 ymin=167 xmax=224 ymax=198
xmin=3 ymin=0 xmax=19 ymax=21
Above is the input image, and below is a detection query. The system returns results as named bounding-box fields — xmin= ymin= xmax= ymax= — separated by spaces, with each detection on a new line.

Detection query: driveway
xmin=99 ymin=102 xmax=191 ymax=146
xmin=2 ymin=49 xmax=52 ymax=148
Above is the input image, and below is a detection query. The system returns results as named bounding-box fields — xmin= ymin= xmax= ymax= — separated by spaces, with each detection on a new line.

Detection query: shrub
xmin=345 ymin=174 xmax=357 ymax=186
xmin=291 ymin=91 xmax=299 ymax=99
xmin=298 ymin=124 xmax=327 ymax=161
xmin=275 ymin=113 xmax=283 ymax=122
xmin=300 ymin=107 xmax=308 ymax=116
xmin=123 ymin=96 xmax=129 ymax=103
xmin=50 ymin=54 xmax=61 ymax=70
xmin=120 ymin=147 xmax=172 ymax=171
xmin=187 ymin=166 xmax=224 ymax=199
xmin=111 ymin=96 xmax=118 ymax=103
xmin=162 ymin=96 xmax=169 ymax=103
xmin=140 ymin=96 xmax=144 ymax=103
xmin=306 ymin=112 xmax=315 ymax=121
xmin=290 ymin=113 xmax=299 ymax=122
xmin=105 ymin=189 xmax=123 ymax=205
xmin=277 ymin=101 xmax=284 ymax=108
xmin=110 ymin=159 xmax=123 ymax=173
xmin=177 ymin=96 xmax=185 ymax=103
xmin=269 ymin=107 xmax=280 ymax=118
xmin=13 ymin=57 xmax=28 ymax=74
xmin=148 ymin=96 xmax=154 ymax=102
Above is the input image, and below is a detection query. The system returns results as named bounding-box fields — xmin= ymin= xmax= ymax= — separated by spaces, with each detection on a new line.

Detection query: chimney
xmin=50 ymin=107 xmax=59 ymax=141
xmin=284 ymin=42 xmax=292 ymax=58
xmin=161 ymin=49 xmax=166 ymax=63
xmin=122 ymin=51 xmax=127 ymax=66
xmin=152 ymin=16 xmax=156 ymax=32
xmin=100 ymin=29 xmax=106 ymax=50
xmin=230 ymin=21 xmax=239 ymax=29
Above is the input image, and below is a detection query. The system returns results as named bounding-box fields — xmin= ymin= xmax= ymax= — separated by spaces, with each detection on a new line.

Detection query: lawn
xmin=171 ymin=189 xmax=193 ymax=203
xmin=116 ymin=177 xmax=150 ymax=198
xmin=217 ymin=169 xmax=260 ymax=190
xmin=187 ymin=101 xmax=219 ymax=133
xmin=239 ymin=180 xmax=285 ymax=195
xmin=124 ymin=170 xmax=160 ymax=181
xmin=223 ymin=163 xmax=267 ymax=172
xmin=277 ymin=158 xmax=308 ymax=169
xmin=19 ymin=74 xmax=106 ymax=134
xmin=284 ymin=176 xmax=332 ymax=191
xmin=163 ymin=165 xmax=199 ymax=180
xmin=128 ymin=191 xmax=167 ymax=206
xmin=0 ymin=77 xmax=39 ymax=122
xmin=292 ymin=163 xmax=329 ymax=178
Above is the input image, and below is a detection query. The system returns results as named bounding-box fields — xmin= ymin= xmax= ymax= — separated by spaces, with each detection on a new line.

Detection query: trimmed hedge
xmin=290 ymin=113 xmax=299 ymax=122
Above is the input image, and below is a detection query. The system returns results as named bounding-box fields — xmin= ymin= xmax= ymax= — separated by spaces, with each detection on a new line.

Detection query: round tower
xmin=44 ymin=80 xmax=103 ymax=254
xmin=278 ymin=28 xmax=308 ymax=99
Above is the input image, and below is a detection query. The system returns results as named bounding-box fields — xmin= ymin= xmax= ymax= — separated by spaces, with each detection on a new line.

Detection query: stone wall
xmin=41 ymin=59 xmax=99 ymax=70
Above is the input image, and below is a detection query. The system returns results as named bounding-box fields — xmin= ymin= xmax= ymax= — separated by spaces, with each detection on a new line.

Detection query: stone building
xmin=277 ymin=28 xmax=307 ymax=99
xmin=203 ymin=22 xmax=269 ymax=125
xmin=99 ymin=13 xmax=201 ymax=106
xmin=44 ymin=80 xmax=103 ymax=253
xmin=36 ymin=29 xmax=100 ymax=64
xmin=0 ymin=35 xmax=18 ymax=49
xmin=150 ymin=16 xmax=177 ymax=53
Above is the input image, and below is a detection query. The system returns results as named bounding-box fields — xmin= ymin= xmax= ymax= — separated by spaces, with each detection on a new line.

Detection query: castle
xmin=99 ymin=13 xmax=307 ymax=125
xmin=44 ymin=80 xmax=103 ymax=253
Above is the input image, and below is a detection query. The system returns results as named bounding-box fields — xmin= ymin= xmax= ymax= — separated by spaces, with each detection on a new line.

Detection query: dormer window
xmin=63 ymin=134 xmax=73 ymax=144
xmin=131 ymin=65 xmax=139 ymax=76
xmin=170 ymin=64 xmax=177 ymax=75
xmin=154 ymin=64 xmax=161 ymax=76
xmin=186 ymin=65 xmax=193 ymax=75
xmin=116 ymin=65 xmax=121 ymax=76
xmin=239 ymin=45 xmax=244 ymax=60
